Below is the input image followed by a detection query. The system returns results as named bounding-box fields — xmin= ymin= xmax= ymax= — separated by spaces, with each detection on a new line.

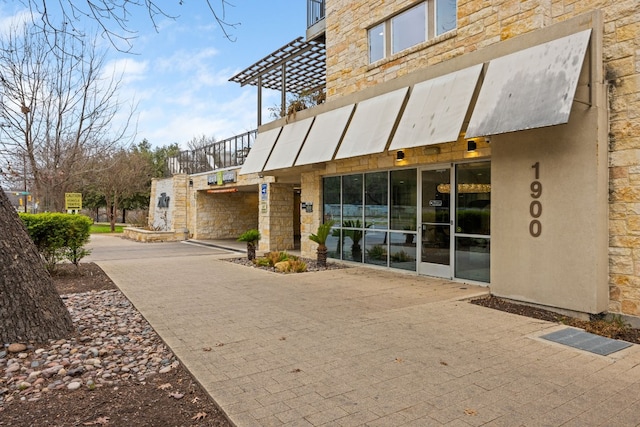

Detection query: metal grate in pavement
xmin=541 ymin=328 xmax=632 ymax=356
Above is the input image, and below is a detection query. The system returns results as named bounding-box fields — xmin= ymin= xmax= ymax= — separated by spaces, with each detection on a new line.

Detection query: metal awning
xmin=229 ymin=37 xmax=326 ymax=126
xmin=335 ymin=88 xmax=409 ymax=160
xmin=239 ymin=127 xmax=282 ymax=175
xmin=389 ymin=64 xmax=483 ymax=149
xmin=263 ymin=117 xmax=314 ymax=171
xmin=465 ymin=29 xmax=592 ymax=138
xmin=295 ymin=104 xmax=355 ymax=166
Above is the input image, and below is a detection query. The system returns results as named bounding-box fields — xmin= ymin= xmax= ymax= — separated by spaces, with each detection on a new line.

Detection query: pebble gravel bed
xmin=0 ymin=290 xmax=178 ymax=405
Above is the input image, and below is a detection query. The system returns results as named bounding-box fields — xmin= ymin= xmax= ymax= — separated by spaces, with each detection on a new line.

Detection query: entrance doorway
xmin=419 ymin=162 xmax=491 ymax=282
xmin=419 ymin=168 xmax=452 ymax=278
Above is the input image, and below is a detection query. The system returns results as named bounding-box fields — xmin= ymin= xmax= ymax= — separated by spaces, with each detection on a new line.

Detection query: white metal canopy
xmin=239 ymin=126 xmax=282 ymax=175
xmin=335 ymin=88 xmax=409 ymax=160
xmin=465 ymin=29 xmax=592 ymax=138
xmin=295 ymin=104 xmax=355 ymax=166
xmin=263 ymin=117 xmax=315 ymax=171
xmin=389 ymin=64 xmax=483 ymax=149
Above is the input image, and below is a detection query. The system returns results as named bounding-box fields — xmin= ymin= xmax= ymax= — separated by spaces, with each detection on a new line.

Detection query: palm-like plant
xmin=309 ymin=220 xmax=336 ymax=267
xmin=237 ymin=229 xmax=261 ymax=260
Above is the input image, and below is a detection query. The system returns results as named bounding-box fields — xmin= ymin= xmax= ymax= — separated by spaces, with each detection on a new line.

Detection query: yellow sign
xmin=65 ymin=193 xmax=83 ymax=210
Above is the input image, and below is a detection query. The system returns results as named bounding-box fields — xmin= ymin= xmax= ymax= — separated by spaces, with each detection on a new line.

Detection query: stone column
xmin=258 ymin=182 xmax=295 ymax=252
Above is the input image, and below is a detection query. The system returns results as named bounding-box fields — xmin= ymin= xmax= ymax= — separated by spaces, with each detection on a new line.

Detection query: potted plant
xmin=309 ymin=220 xmax=336 ymax=267
xmin=237 ymin=229 xmax=261 ymax=260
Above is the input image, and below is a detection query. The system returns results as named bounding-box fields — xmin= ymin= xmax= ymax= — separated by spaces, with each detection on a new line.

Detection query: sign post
xmin=65 ymin=193 xmax=82 ymax=214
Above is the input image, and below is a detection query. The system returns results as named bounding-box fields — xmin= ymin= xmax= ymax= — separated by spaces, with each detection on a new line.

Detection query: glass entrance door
xmin=419 ymin=168 xmax=452 ymax=278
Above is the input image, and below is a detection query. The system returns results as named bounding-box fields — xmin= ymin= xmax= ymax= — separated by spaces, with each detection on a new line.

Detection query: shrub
xmin=20 ymin=213 xmax=93 ymax=270
xmin=256 ymin=251 xmax=299 ymax=267
xmin=366 ymin=244 xmax=387 ymax=261
xmin=390 ymin=250 xmax=412 ymax=263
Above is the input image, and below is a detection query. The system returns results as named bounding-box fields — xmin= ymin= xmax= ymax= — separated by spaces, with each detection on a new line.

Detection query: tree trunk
xmin=317 ymin=245 xmax=328 ymax=267
xmin=0 ymin=187 xmax=75 ymax=343
xmin=247 ymin=242 xmax=256 ymax=261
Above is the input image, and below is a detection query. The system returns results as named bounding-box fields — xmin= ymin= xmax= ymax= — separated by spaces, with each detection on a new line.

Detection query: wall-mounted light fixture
xmin=396 ymin=150 xmax=405 ymax=161
xmin=467 ymin=140 xmax=477 ymax=152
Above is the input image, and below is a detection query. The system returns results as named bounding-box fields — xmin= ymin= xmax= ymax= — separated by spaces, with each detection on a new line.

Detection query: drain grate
xmin=540 ymin=328 xmax=632 ymax=356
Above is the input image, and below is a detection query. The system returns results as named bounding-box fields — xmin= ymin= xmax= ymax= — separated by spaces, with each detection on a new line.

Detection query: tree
xmin=92 ymin=147 xmax=153 ymax=231
xmin=0 ymin=23 xmax=135 ymax=212
xmin=0 ymin=0 xmax=234 ymax=345
xmin=0 ymin=186 xmax=74 ymax=343
xmin=25 ymin=0 xmax=239 ymax=51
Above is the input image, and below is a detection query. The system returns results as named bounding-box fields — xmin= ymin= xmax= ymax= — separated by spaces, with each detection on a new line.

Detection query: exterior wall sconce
xmin=396 ymin=150 xmax=405 ymax=161
xmin=467 ymin=140 xmax=477 ymax=151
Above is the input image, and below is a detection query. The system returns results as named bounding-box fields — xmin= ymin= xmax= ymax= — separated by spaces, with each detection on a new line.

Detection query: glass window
xmin=455 ymin=237 xmax=489 ymax=282
xmin=365 ymin=172 xmax=388 ymax=229
xmin=436 ymin=0 xmax=457 ymax=35
xmin=342 ymin=174 xmax=363 ymax=225
xmin=391 ymin=3 xmax=426 ymax=54
xmin=323 ymin=176 xmax=341 ymax=224
xmin=365 ymin=230 xmax=388 ymax=266
xmin=368 ymin=23 xmax=385 ymax=63
xmin=389 ymin=232 xmax=416 ymax=271
xmin=455 ymin=163 xmax=491 ymax=236
xmin=390 ymin=169 xmax=417 ymax=231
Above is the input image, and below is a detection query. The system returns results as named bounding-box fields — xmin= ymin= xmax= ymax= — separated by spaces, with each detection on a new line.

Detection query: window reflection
xmin=436 ymin=0 xmax=457 ymax=35
xmin=390 ymin=169 xmax=417 ymax=232
xmin=392 ymin=3 xmax=426 ymax=54
xmin=368 ymin=23 xmax=385 ymax=62
xmin=365 ymin=172 xmax=388 ymax=229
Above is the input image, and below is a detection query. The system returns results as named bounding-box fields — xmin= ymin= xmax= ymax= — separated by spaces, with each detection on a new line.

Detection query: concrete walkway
xmin=88 ymin=235 xmax=640 ymax=426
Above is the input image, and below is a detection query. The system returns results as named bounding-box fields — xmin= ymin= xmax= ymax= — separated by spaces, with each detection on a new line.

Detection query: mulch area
xmin=0 ymin=263 xmax=231 ymax=427
xmin=471 ymin=295 xmax=640 ymax=345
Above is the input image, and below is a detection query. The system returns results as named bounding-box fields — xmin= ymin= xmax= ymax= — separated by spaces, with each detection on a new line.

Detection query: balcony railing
xmin=307 ymin=0 xmax=325 ymax=28
xmin=166 ymin=130 xmax=257 ymax=176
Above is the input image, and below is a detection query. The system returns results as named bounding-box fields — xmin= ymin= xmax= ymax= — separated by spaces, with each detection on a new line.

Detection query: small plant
xmin=309 ymin=220 xmax=336 ymax=267
xmin=256 ymin=251 xmax=298 ymax=267
xmin=237 ymin=229 xmax=261 ymax=260
xmin=390 ymin=250 xmax=413 ymax=263
xmin=289 ymin=259 xmax=307 ymax=273
xmin=366 ymin=244 xmax=387 ymax=261
xmin=254 ymin=257 xmax=272 ymax=267
xmin=274 ymin=258 xmax=307 ymax=273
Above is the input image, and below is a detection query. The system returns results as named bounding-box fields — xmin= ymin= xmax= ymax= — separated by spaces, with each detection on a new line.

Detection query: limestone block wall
xmin=194 ymin=191 xmax=258 ymax=240
xmin=259 ymin=183 xmax=295 ymax=253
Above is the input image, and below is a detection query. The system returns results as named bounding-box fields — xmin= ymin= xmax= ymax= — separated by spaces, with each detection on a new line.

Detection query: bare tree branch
xmin=20 ymin=0 xmax=239 ymax=53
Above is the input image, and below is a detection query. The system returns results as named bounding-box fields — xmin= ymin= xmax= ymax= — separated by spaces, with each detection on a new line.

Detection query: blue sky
xmin=1 ymin=1 xmax=307 ymax=148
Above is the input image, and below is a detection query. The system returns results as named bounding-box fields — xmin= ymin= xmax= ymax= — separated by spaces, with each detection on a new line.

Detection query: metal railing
xmin=307 ymin=0 xmax=325 ymax=28
xmin=166 ymin=130 xmax=257 ymax=176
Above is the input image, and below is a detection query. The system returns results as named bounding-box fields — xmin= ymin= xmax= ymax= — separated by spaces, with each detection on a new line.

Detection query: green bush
xmin=19 ymin=213 xmax=93 ymax=270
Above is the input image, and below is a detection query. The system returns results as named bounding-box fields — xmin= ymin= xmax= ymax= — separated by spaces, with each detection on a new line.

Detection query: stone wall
xmin=193 ymin=191 xmax=258 ymax=240
xmin=259 ymin=183 xmax=295 ymax=252
xmin=324 ymin=0 xmax=640 ymax=320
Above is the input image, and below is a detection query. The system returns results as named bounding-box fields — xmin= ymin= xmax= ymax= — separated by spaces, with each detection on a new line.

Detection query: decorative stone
xmin=67 ymin=382 xmax=82 ymax=391
xmin=7 ymin=344 xmax=27 ymax=353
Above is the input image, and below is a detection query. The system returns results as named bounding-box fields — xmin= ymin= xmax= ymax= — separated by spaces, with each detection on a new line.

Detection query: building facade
xmin=151 ymin=1 xmax=640 ymax=322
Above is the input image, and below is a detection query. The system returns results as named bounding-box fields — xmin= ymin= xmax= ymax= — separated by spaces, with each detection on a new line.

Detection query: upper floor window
xmin=368 ymin=0 xmax=457 ymax=64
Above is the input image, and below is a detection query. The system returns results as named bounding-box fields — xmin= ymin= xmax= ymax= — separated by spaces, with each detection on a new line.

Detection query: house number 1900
xmin=529 ymin=162 xmax=542 ymax=237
